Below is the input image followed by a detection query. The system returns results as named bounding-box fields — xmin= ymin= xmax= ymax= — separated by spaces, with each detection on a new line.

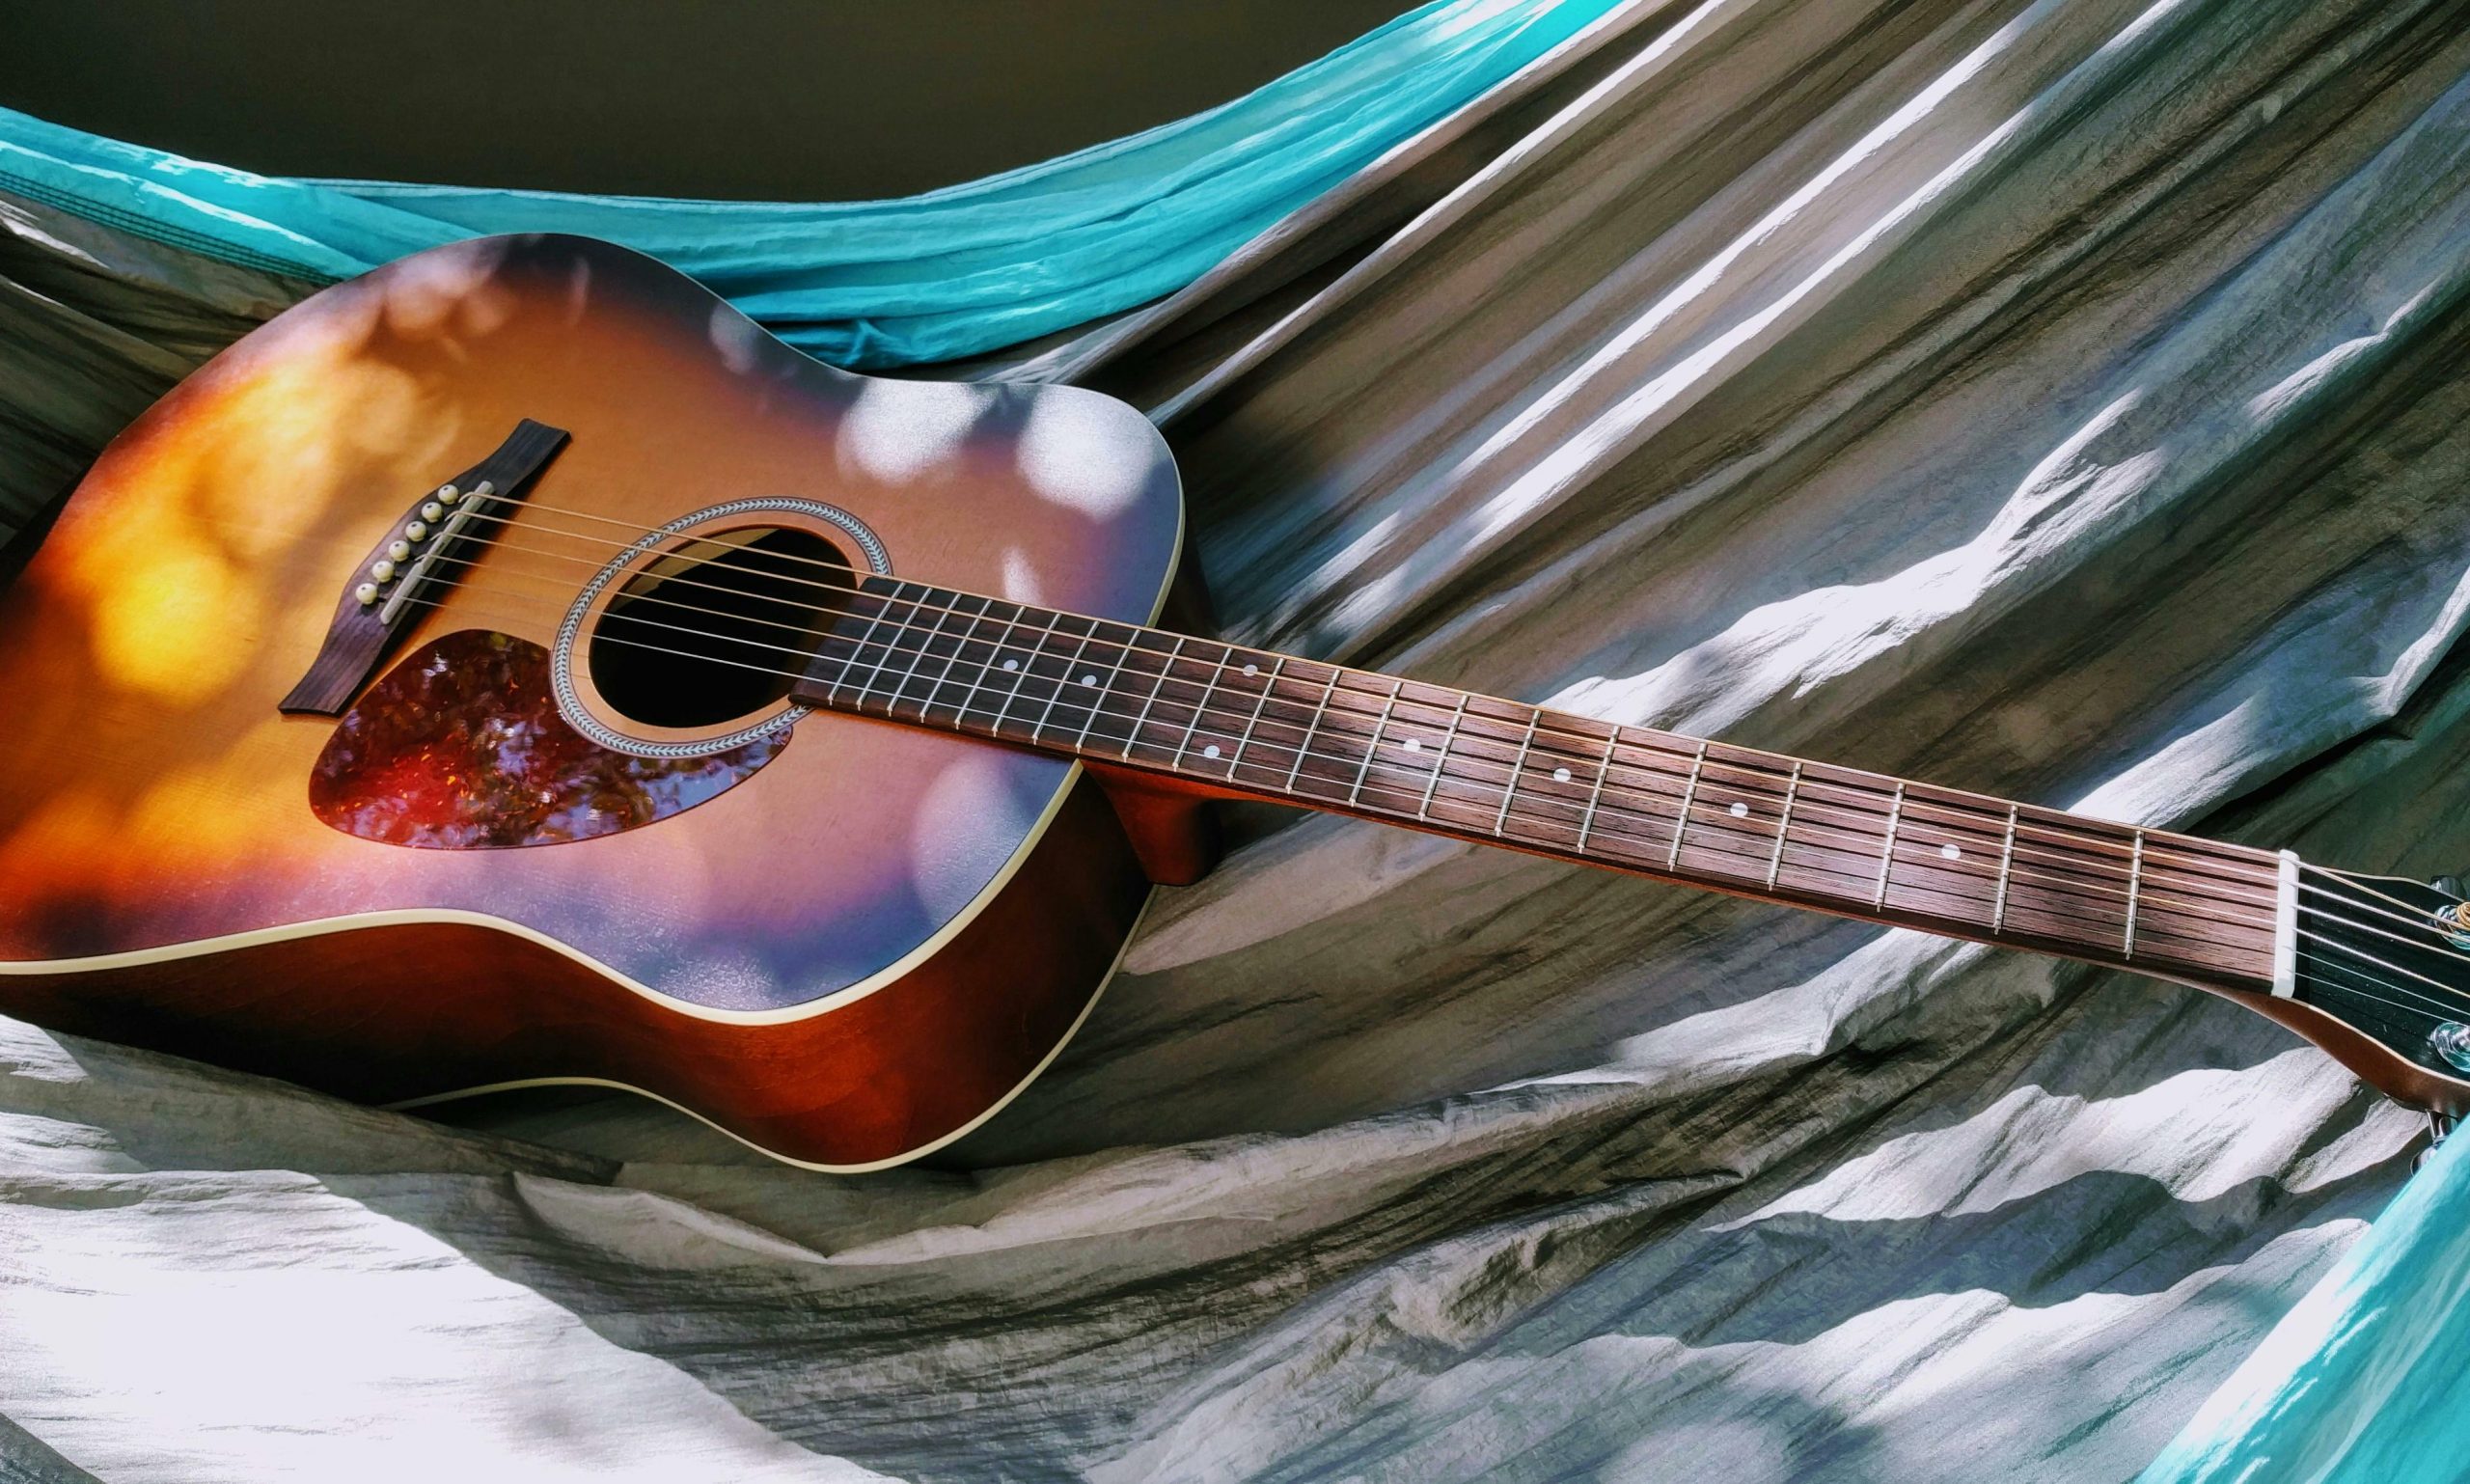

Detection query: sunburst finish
xmin=0 ymin=234 xmax=1185 ymax=1168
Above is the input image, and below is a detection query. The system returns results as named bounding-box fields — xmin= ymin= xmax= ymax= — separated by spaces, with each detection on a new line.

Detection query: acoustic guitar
xmin=1 ymin=235 xmax=2461 ymax=1170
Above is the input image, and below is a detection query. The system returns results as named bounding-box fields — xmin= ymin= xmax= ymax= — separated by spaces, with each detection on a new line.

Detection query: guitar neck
xmin=787 ymin=578 xmax=2287 ymax=996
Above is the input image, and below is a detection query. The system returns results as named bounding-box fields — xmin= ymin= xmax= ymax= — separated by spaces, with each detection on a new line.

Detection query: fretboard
xmin=788 ymin=578 xmax=2282 ymax=992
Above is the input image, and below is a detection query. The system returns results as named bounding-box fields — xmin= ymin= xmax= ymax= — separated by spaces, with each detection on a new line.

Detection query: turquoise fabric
xmin=2139 ymin=1128 xmax=2470 ymax=1483
xmin=0 ymin=0 xmax=1618 ymax=368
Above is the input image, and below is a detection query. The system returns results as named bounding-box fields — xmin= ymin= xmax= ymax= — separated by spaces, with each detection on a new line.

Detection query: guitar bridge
xmin=277 ymin=419 xmax=569 ymax=716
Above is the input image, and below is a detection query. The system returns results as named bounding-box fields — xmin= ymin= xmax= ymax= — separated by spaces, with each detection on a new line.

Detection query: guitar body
xmin=10 ymin=236 xmax=2467 ymax=1174
xmin=0 ymin=234 xmax=1192 ymax=1169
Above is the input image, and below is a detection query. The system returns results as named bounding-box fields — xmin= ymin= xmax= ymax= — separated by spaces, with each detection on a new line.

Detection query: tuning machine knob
xmin=2431 ymin=1021 xmax=2470 ymax=1073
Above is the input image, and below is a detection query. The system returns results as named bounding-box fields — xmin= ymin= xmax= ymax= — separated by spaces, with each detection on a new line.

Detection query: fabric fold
xmin=7 ymin=0 xmax=2470 ymax=1477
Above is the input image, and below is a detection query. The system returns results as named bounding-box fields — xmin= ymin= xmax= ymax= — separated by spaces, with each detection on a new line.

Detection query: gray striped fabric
xmin=5 ymin=0 xmax=2469 ymax=1476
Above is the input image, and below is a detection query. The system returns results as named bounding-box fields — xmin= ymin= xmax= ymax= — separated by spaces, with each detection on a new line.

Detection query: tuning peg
xmin=2417 ymin=1109 xmax=2457 ymax=1172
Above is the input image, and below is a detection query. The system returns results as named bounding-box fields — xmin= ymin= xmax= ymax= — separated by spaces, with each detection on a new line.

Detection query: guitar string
xmin=412 ymin=500 xmax=2281 ymax=894
xmin=378 ymin=568 xmax=2313 ymax=1003
xmin=370 ymin=499 xmax=2469 ymax=982
xmin=379 ymin=568 xmax=2251 ymax=943
xmin=2297 ymin=869 xmax=2470 ymax=948
xmin=367 ymin=573 xmax=2467 ymax=1023
xmin=2292 ymin=949 xmax=2470 ymax=1028
xmin=377 ymin=560 xmax=2279 ymax=946
xmin=424 ymin=487 xmax=2282 ymax=887
xmin=389 ymin=492 xmax=2345 ymax=916
xmin=377 ymin=518 xmax=2287 ymax=940
xmin=347 ymin=486 xmax=2470 ymax=1034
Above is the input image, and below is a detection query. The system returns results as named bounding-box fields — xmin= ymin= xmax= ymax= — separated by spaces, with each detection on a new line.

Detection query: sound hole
xmin=589 ymin=525 xmax=849 ymax=729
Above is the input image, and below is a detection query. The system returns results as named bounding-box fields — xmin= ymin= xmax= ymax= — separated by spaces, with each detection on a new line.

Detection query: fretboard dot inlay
xmin=786 ymin=578 xmax=2284 ymax=996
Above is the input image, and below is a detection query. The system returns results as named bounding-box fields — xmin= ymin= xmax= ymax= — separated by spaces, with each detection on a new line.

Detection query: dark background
xmin=0 ymin=1 xmax=1415 ymax=200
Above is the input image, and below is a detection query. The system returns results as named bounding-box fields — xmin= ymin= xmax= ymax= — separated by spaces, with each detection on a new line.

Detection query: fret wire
xmin=1414 ymin=696 xmax=1469 ymax=820
xmin=1071 ymin=623 xmax=1137 ymax=748
xmin=1288 ymin=673 xmax=2264 ymax=896
xmin=1123 ymin=677 xmax=2251 ymax=946
xmin=1667 ymin=741 xmax=1710 ymax=867
xmin=1214 ymin=680 xmax=1345 ymax=791
xmin=1119 ymin=634 xmax=1188 ymax=759
xmin=1767 ymin=760 xmax=1803 ymax=890
xmin=801 ymin=627 xmax=2271 ymax=969
xmin=1991 ymin=805 xmax=2020 ymax=933
xmin=922 ymin=594 xmax=1011 ymax=720
xmin=952 ymin=593 xmax=1025 ymax=717
xmin=827 ymin=580 xmax=908 ymax=704
xmin=961 ymin=605 xmax=1048 ymax=723
xmin=1028 ymin=620 xmax=1100 ymax=740
xmin=1492 ymin=710 xmax=1542 ymax=836
xmin=986 ymin=606 xmax=1064 ymax=733
xmin=1575 ymin=729 xmax=1619 ymax=851
xmin=1224 ymin=656 xmax=1288 ymax=781
xmin=808 ymin=595 xmax=2277 ymax=899
xmin=1872 ymin=782 xmax=1906 ymax=909
xmin=854 ymin=585 xmax=931 ymax=711
xmin=1350 ymin=680 xmax=1407 ymax=807
xmin=884 ymin=589 xmax=960 ymax=715
xmin=801 ymin=620 xmax=2272 ymax=962
xmin=1283 ymin=669 xmax=1345 ymax=792
xmin=1357 ymin=717 xmax=1827 ymax=880
xmin=1171 ymin=645 xmax=1231 ymax=766
xmin=1231 ymin=733 xmax=2230 ymax=962
xmin=2124 ymin=830 xmax=2146 ymax=960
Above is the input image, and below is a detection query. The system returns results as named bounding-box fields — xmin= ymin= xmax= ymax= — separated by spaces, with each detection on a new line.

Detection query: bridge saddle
xmin=277 ymin=419 xmax=569 ymax=716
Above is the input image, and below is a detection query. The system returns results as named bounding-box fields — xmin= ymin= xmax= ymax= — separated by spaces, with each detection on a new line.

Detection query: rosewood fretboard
xmin=782 ymin=577 xmax=2283 ymax=993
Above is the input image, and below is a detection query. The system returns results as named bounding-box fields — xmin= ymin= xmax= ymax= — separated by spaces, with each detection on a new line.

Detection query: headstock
xmin=2283 ymin=866 xmax=2470 ymax=1113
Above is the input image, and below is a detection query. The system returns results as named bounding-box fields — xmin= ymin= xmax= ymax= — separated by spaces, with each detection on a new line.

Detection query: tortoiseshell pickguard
xmin=309 ymin=629 xmax=784 ymax=849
